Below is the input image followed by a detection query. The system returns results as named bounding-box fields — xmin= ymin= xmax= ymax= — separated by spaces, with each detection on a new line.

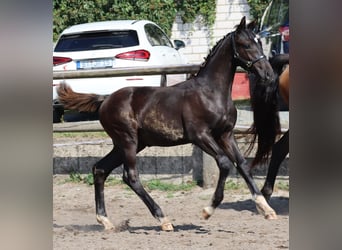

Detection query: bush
xmin=53 ymin=0 xmax=216 ymax=41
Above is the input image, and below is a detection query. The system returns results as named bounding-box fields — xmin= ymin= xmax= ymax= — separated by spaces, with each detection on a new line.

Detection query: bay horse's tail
xmin=247 ymin=54 xmax=289 ymax=167
xmin=57 ymin=83 xmax=106 ymax=113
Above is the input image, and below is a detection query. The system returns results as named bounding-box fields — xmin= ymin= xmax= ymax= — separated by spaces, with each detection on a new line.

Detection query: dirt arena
xmin=53 ymin=175 xmax=288 ymax=249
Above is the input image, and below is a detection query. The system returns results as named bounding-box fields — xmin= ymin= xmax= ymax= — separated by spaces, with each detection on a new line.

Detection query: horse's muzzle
xmin=253 ymin=61 xmax=275 ymax=84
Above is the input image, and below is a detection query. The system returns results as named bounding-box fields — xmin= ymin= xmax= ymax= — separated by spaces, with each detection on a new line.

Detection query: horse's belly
xmin=140 ymin=124 xmax=185 ymax=145
xmin=138 ymin=119 xmax=186 ymax=146
xmin=141 ymin=135 xmax=187 ymax=147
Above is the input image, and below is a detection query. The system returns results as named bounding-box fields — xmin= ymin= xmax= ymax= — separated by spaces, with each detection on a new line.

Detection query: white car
xmin=53 ymin=20 xmax=187 ymax=122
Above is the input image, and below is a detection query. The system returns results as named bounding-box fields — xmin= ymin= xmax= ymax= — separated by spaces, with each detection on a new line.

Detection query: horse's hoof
xmin=256 ymin=205 xmax=278 ymax=220
xmin=160 ymin=217 xmax=174 ymax=231
xmin=202 ymin=207 xmax=214 ymax=220
xmin=265 ymin=212 xmax=278 ymax=220
xmin=161 ymin=222 xmax=174 ymax=231
xmin=254 ymin=195 xmax=278 ymax=220
xmin=96 ymin=215 xmax=115 ymax=230
xmin=202 ymin=210 xmax=211 ymax=220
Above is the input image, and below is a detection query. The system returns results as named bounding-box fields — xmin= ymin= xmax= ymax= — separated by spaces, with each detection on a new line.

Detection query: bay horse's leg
xmin=93 ymin=146 xmax=124 ymax=230
xmin=121 ymin=143 xmax=173 ymax=231
xmin=227 ymin=133 xmax=278 ymax=219
xmin=261 ymin=130 xmax=289 ymax=201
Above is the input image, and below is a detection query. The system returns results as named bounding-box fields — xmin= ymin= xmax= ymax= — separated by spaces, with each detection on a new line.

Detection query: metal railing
xmin=53 ymin=64 xmax=246 ymax=87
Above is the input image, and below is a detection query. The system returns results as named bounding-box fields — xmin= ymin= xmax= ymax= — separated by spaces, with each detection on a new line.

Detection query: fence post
xmin=202 ymin=152 xmax=219 ymax=188
xmin=160 ymin=74 xmax=167 ymax=87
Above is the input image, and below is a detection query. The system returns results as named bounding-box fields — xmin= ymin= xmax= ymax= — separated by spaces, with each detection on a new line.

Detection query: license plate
xmin=77 ymin=58 xmax=113 ymax=69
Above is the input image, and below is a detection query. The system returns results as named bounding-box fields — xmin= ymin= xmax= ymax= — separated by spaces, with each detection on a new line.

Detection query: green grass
xmin=67 ymin=172 xmax=94 ymax=185
xmin=224 ymin=179 xmax=245 ymax=190
xmin=65 ymin=173 xmax=197 ymax=192
xmin=275 ymin=181 xmax=289 ymax=191
xmin=53 ymin=131 xmax=108 ymax=138
xmin=64 ymin=173 xmax=288 ymax=195
xmin=143 ymin=179 xmax=197 ymax=192
xmin=105 ymin=176 xmax=124 ymax=186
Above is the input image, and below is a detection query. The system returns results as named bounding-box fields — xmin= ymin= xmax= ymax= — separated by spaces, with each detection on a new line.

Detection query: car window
xmin=260 ymin=0 xmax=289 ymax=55
xmin=54 ymin=30 xmax=139 ymax=52
xmin=262 ymin=0 xmax=288 ymax=30
xmin=144 ymin=24 xmax=173 ymax=48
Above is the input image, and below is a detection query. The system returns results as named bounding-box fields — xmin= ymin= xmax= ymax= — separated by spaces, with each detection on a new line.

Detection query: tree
xmin=53 ymin=0 xmax=216 ymax=41
xmin=246 ymin=0 xmax=271 ymax=23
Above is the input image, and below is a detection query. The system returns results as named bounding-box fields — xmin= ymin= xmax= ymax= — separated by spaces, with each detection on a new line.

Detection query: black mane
xmin=197 ymin=32 xmax=232 ymax=72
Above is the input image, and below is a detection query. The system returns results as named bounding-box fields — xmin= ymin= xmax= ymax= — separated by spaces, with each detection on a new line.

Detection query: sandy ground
xmin=53 ymin=175 xmax=288 ymax=250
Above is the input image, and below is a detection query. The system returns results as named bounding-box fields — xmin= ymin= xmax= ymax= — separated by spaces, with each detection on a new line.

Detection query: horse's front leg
xmin=202 ymin=160 xmax=232 ymax=219
xmin=193 ymin=133 xmax=234 ymax=219
xmin=227 ymin=133 xmax=278 ymax=219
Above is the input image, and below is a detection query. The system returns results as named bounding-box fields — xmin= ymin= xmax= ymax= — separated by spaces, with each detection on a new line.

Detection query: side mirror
xmin=174 ymin=39 xmax=185 ymax=50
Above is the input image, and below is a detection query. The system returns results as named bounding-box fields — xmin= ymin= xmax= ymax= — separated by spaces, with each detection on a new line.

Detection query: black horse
xmin=248 ymin=53 xmax=289 ymax=201
xmin=57 ymin=17 xmax=277 ymax=231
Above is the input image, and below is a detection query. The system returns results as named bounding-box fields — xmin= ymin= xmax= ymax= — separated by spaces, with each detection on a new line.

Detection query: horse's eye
xmin=244 ymin=44 xmax=251 ymax=49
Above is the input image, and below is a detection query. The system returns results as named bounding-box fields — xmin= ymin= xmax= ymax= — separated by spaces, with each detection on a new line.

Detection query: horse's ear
xmin=247 ymin=20 xmax=258 ymax=31
xmin=236 ymin=16 xmax=246 ymax=31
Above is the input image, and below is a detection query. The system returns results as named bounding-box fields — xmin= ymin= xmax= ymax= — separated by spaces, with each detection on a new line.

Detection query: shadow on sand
xmin=219 ymin=196 xmax=289 ymax=216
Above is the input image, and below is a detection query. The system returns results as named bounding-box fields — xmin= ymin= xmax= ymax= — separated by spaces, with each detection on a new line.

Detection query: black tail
xmin=57 ymin=83 xmax=107 ymax=113
xmin=247 ymin=54 xmax=289 ymax=166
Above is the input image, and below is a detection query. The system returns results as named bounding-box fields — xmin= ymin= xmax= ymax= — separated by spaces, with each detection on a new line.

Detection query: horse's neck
xmin=196 ymin=39 xmax=236 ymax=93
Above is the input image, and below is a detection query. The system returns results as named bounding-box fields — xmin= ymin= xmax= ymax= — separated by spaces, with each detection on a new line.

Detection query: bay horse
xmin=57 ymin=17 xmax=277 ymax=231
xmin=248 ymin=53 xmax=289 ymax=201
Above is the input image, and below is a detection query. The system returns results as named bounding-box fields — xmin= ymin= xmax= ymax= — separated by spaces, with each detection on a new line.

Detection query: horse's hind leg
xmin=122 ymin=143 xmax=173 ymax=231
xmin=93 ymin=146 xmax=123 ymax=230
xmin=261 ymin=130 xmax=289 ymax=201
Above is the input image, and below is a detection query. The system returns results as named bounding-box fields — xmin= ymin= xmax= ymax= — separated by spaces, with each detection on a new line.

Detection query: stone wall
xmin=171 ymin=0 xmax=251 ymax=64
xmin=53 ymin=136 xmax=289 ymax=187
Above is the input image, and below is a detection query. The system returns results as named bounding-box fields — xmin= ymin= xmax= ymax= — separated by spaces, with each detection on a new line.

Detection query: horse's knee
xmin=217 ymin=155 xmax=233 ymax=171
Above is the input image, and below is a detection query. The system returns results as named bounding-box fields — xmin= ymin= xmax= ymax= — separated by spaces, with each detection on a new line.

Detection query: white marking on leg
xmin=202 ymin=206 xmax=215 ymax=220
xmin=96 ymin=215 xmax=114 ymax=230
xmin=160 ymin=217 xmax=174 ymax=231
xmin=254 ymin=195 xmax=278 ymax=220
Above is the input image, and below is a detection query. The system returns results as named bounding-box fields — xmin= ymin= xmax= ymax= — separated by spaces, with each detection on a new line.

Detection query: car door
xmin=144 ymin=23 xmax=184 ymax=65
xmin=259 ymin=0 xmax=289 ymax=57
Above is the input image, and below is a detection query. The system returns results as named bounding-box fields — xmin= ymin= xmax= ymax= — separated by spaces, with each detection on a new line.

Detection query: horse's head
xmin=232 ymin=17 xmax=274 ymax=83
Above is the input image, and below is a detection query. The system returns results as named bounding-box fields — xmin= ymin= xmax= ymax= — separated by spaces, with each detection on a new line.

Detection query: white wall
xmin=171 ymin=0 xmax=251 ymax=64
